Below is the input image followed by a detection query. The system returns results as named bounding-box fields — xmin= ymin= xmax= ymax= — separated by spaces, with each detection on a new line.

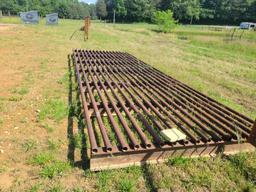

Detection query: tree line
xmin=0 ymin=0 xmax=97 ymax=19
xmin=0 ymin=0 xmax=255 ymax=24
xmin=97 ymin=0 xmax=256 ymax=24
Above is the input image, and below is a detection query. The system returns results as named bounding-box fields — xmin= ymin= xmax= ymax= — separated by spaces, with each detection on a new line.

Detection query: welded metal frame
xmin=72 ymin=50 xmax=255 ymax=171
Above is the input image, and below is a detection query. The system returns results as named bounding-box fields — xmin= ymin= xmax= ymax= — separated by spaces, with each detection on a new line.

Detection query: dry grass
xmin=0 ymin=17 xmax=255 ymax=191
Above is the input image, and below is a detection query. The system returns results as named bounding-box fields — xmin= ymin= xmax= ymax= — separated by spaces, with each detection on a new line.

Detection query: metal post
xmin=84 ymin=16 xmax=90 ymax=41
xmin=0 ymin=10 xmax=2 ymax=18
xmin=249 ymin=119 xmax=256 ymax=144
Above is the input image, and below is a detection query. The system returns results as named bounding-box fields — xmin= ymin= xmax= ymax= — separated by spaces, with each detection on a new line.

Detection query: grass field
xmin=0 ymin=17 xmax=256 ymax=191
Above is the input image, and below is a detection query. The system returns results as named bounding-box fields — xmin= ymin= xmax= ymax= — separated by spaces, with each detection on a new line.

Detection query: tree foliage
xmin=0 ymin=0 xmax=95 ymax=19
xmin=0 ymin=0 xmax=256 ymax=24
xmin=154 ymin=10 xmax=178 ymax=32
xmin=103 ymin=0 xmax=256 ymax=24
xmin=96 ymin=0 xmax=107 ymax=19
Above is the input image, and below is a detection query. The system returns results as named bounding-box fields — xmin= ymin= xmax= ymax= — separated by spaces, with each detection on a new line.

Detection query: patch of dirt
xmin=0 ymin=173 xmax=13 ymax=190
xmin=0 ymin=24 xmax=17 ymax=32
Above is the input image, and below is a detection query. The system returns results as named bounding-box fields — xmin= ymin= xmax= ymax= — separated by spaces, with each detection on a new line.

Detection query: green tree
xmin=89 ymin=4 xmax=97 ymax=19
xmin=154 ymin=9 xmax=178 ymax=32
xmin=125 ymin=0 xmax=153 ymax=22
xmin=96 ymin=0 xmax=107 ymax=19
xmin=1 ymin=0 xmax=256 ymax=24
xmin=168 ymin=0 xmax=201 ymax=24
xmin=186 ymin=0 xmax=201 ymax=24
xmin=115 ymin=0 xmax=127 ymax=19
xmin=56 ymin=2 xmax=70 ymax=19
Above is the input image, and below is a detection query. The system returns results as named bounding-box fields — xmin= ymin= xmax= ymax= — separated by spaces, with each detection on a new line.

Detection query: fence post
xmin=84 ymin=16 xmax=90 ymax=41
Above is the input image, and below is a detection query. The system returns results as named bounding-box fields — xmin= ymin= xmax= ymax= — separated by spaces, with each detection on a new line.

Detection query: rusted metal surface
xmin=90 ymin=142 xmax=255 ymax=171
xmin=249 ymin=120 xmax=256 ymax=144
xmin=72 ymin=49 xmax=255 ymax=170
xmin=84 ymin=16 xmax=90 ymax=40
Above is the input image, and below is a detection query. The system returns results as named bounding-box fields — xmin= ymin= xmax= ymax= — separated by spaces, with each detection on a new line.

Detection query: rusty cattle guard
xmin=72 ymin=50 xmax=256 ymax=171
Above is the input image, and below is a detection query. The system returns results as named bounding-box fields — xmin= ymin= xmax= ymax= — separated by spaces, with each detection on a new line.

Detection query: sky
xmin=79 ymin=0 xmax=96 ymax=4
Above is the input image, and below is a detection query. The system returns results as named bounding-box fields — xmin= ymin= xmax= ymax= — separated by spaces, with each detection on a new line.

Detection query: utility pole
xmin=113 ymin=9 xmax=116 ymax=24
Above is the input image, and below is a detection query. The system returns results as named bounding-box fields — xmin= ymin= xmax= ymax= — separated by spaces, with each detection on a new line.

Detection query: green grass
xmin=40 ymin=123 xmax=54 ymax=133
xmin=69 ymin=132 xmax=83 ymax=149
xmin=11 ymin=87 xmax=29 ymax=95
xmin=47 ymin=138 xmax=60 ymax=150
xmin=8 ymin=95 xmax=22 ymax=102
xmin=48 ymin=185 xmax=63 ymax=192
xmin=38 ymin=99 xmax=67 ymax=122
xmin=148 ymin=156 xmax=256 ymax=191
xmin=0 ymin=117 xmax=3 ymax=126
xmin=28 ymin=184 xmax=41 ymax=192
xmin=22 ymin=139 xmax=37 ymax=152
xmin=0 ymin=16 xmax=22 ymax=24
xmin=119 ymin=179 xmax=136 ymax=192
xmin=168 ymin=156 xmax=193 ymax=167
xmin=0 ymin=17 xmax=256 ymax=191
xmin=30 ymin=153 xmax=54 ymax=166
xmin=228 ymin=153 xmax=256 ymax=184
xmin=40 ymin=161 xmax=71 ymax=179
xmin=95 ymin=166 xmax=143 ymax=192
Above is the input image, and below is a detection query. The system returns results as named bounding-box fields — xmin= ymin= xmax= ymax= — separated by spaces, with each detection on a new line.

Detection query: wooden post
xmin=249 ymin=119 xmax=256 ymax=144
xmin=84 ymin=16 xmax=90 ymax=41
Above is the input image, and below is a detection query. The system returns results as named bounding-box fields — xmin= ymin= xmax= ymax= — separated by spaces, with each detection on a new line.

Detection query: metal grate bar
xmin=72 ymin=49 xmax=254 ymax=156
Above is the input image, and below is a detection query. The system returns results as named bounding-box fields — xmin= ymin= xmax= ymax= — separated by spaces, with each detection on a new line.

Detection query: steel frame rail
xmin=72 ymin=50 xmax=255 ymax=171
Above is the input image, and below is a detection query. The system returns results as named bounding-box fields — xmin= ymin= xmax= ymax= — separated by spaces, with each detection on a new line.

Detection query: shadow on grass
xmin=142 ymin=164 xmax=157 ymax=192
xmin=151 ymin=28 xmax=168 ymax=34
xmin=67 ymin=54 xmax=90 ymax=170
xmin=69 ymin=28 xmax=86 ymax=41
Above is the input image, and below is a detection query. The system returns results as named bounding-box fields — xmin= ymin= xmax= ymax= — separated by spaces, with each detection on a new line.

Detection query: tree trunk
xmin=190 ymin=16 xmax=193 ymax=24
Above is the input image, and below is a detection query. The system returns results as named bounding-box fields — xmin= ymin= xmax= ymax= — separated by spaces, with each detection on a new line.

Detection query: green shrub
xmin=154 ymin=10 xmax=178 ymax=33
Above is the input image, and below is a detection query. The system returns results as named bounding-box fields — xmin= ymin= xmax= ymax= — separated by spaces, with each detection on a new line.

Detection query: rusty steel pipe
xmin=73 ymin=55 xmax=98 ymax=153
xmin=111 ymin=56 xmax=251 ymax=139
xmin=87 ymin=66 xmax=129 ymax=151
xmin=76 ymin=57 xmax=113 ymax=152
xmin=124 ymin=55 xmax=254 ymax=126
xmin=72 ymin=49 xmax=254 ymax=155
xmin=82 ymin=51 xmax=153 ymax=148
xmin=87 ymin=61 xmax=142 ymax=149
xmin=116 ymin=63 xmax=242 ymax=139
xmin=104 ymin=60 xmax=214 ymax=143
xmin=130 ymin=62 xmax=252 ymax=135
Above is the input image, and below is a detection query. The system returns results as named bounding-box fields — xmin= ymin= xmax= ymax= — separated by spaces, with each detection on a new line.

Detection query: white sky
xmin=79 ymin=0 xmax=96 ymax=4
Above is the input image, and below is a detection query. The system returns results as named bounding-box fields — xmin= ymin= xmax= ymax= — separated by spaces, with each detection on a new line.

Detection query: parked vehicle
xmin=240 ymin=22 xmax=256 ymax=30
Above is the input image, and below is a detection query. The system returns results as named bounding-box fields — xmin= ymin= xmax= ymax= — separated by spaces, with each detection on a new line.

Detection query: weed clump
xmin=38 ymin=99 xmax=67 ymax=122
xmin=30 ymin=152 xmax=54 ymax=166
xmin=30 ymin=152 xmax=71 ymax=179
xmin=22 ymin=139 xmax=37 ymax=152
xmin=40 ymin=161 xmax=71 ymax=179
